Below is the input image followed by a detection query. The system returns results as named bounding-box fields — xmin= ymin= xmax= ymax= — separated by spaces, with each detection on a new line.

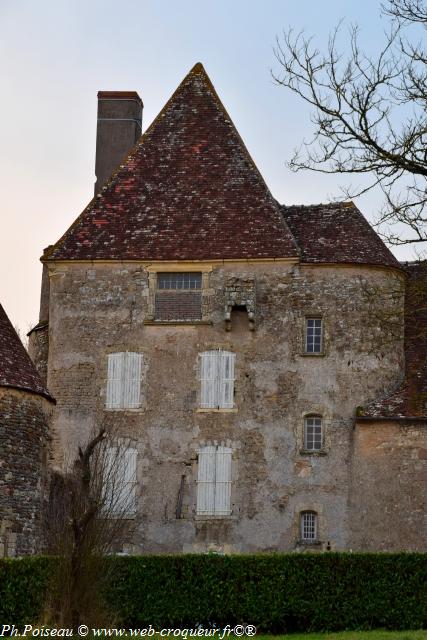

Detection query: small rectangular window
xmin=301 ymin=511 xmax=317 ymax=541
xmin=305 ymin=318 xmax=323 ymax=353
xmin=155 ymin=272 xmax=202 ymax=321
xmin=304 ymin=416 xmax=323 ymax=451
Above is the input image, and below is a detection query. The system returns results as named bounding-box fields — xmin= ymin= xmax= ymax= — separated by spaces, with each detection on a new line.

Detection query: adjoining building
xmin=27 ymin=63 xmax=426 ymax=553
xmin=0 ymin=304 xmax=54 ymax=556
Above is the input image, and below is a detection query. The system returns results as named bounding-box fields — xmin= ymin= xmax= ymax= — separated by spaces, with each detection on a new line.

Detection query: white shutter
xmin=123 ymin=353 xmax=142 ymax=409
xmin=104 ymin=446 xmax=137 ymax=517
xmin=106 ymin=353 xmax=124 ymax=409
xmin=200 ymin=351 xmax=219 ymax=408
xmin=214 ymin=446 xmax=232 ymax=515
xmin=103 ymin=446 xmax=117 ymax=514
xmin=121 ymin=447 xmax=137 ymax=515
xmin=196 ymin=446 xmax=216 ymax=515
xmin=218 ymin=351 xmax=235 ymax=409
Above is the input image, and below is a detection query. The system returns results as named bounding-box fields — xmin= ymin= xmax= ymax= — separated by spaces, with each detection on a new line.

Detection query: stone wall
xmin=350 ymin=419 xmax=427 ymax=550
xmin=0 ymin=388 xmax=51 ymax=556
xmin=45 ymin=260 xmax=405 ymax=552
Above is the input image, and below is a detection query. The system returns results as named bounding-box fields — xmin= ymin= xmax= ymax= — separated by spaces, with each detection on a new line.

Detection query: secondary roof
xmin=0 ymin=304 xmax=54 ymax=402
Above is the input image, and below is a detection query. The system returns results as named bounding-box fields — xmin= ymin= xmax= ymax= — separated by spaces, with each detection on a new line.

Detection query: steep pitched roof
xmin=0 ymin=304 xmax=54 ymax=402
xmin=359 ymin=261 xmax=427 ymax=419
xmin=46 ymin=63 xmax=298 ymax=262
xmin=281 ymin=202 xmax=400 ymax=269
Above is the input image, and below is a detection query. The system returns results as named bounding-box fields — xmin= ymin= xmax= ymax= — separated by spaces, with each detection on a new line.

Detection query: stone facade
xmin=350 ymin=419 xmax=427 ymax=551
xmin=31 ymin=260 xmax=412 ymax=553
xmin=0 ymin=388 xmax=51 ymax=556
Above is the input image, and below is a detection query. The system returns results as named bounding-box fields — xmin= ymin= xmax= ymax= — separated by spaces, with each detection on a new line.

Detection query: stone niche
xmin=224 ymin=275 xmax=256 ymax=331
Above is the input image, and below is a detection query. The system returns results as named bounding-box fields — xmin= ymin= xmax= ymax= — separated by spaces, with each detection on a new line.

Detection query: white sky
xmin=0 ymin=0 xmax=422 ymax=335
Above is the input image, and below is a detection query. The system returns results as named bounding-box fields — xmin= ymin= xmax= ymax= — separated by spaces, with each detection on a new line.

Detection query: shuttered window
xmin=196 ymin=445 xmax=232 ymax=516
xmin=199 ymin=350 xmax=236 ymax=409
xmin=106 ymin=352 xmax=142 ymax=409
xmin=104 ymin=446 xmax=138 ymax=517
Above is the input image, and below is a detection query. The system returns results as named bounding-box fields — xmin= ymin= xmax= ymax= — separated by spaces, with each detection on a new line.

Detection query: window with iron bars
xmin=155 ymin=272 xmax=202 ymax=321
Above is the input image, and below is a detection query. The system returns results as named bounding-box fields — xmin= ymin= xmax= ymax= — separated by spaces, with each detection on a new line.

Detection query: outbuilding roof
xmin=0 ymin=304 xmax=54 ymax=402
xmin=281 ymin=202 xmax=400 ymax=269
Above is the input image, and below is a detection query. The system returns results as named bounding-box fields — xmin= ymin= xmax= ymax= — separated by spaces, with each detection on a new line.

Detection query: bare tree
xmin=44 ymin=428 xmax=137 ymax=626
xmin=273 ymin=0 xmax=427 ymax=247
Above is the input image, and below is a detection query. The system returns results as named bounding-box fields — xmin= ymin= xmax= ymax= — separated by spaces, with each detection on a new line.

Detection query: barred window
xmin=301 ymin=511 xmax=317 ymax=542
xmin=305 ymin=318 xmax=323 ymax=353
xmin=155 ymin=272 xmax=202 ymax=320
xmin=157 ymin=272 xmax=202 ymax=290
xmin=304 ymin=415 xmax=323 ymax=451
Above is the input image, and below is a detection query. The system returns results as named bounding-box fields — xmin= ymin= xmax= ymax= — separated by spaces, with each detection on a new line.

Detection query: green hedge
xmin=0 ymin=556 xmax=54 ymax=626
xmin=0 ymin=554 xmax=426 ymax=632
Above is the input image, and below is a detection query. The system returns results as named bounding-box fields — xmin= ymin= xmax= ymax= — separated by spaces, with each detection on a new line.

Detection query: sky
xmin=0 ymin=0 xmax=422 ymax=336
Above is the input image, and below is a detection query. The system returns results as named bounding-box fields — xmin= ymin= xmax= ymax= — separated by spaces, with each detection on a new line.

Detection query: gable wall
xmin=45 ymin=260 xmax=405 ymax=552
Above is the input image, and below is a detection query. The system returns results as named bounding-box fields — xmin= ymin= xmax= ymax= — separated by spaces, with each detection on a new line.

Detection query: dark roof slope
xmin=360 ymin=261 xmax=427 ymax=419
xmin=46 ymin=63 xmax=298 ymax=262
xmin=281 ymin=202 xmax=400 ymax=269
xmin=0 ymin=304 xmax=54 ymax=402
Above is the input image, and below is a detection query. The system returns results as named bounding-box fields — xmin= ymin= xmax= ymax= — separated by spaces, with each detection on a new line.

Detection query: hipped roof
xmin=46 ymin=63 xmax=299 ymax=262
xmin=0 ymin=304 xmax=54 ymax=402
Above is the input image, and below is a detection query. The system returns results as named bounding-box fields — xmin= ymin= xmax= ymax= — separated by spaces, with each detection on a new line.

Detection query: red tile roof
xmin=0 ymin=304 xmax=54 ymax=402
xmin=360 ymin=261 xmax=427 ymax=419
xmin=45 ymin=63 xmax=298 ymax=262
xmin=281 ymin=202 xmax=400 ymax=269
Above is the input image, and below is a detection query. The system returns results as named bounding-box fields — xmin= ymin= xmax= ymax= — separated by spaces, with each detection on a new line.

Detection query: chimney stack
xmin=94 ymin=91 xmax=143 ymax=195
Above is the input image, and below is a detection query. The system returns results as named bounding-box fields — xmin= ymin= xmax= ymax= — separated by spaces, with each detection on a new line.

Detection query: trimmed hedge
xmin=0 ymin=556 xmax=54 ymax=626
xmin=0 ymin=554 xmax=426 ymax=632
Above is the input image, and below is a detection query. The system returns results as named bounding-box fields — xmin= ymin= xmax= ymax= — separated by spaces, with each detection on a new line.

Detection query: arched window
xmin=106 ymin=352 xmax=143 ymax=409
xmin=199 ymin=350 xmax=236 ymax=409
xmin=304 ymin=415 xmax=323 ymax=451
xmin=300 ymin=510 xmax=318 ymax=542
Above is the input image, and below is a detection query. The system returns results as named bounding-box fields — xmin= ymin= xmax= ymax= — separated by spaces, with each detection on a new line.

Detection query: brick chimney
xmin=94 ymin=91 xmax=143 ymax=195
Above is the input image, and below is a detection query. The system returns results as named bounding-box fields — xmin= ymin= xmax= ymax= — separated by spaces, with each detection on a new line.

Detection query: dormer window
xmin=155 ymin=272 xmax=202 ymax=321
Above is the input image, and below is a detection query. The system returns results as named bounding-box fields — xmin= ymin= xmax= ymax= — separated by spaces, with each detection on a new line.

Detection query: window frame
xmin=145 ymin=266 xmax=212 ymax=325
xmin=300 ymin=510 xmax=318 ymax=543
xmin=304 ymin=316 xmax=324 ymax=355
xmin=303 ymin=415 xmax=324 ymax=452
